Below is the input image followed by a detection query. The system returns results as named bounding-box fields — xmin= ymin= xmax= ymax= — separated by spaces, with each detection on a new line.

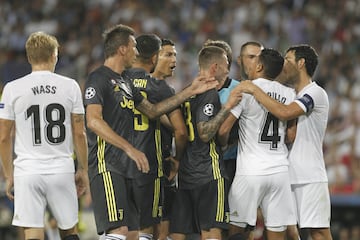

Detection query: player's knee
xmin=310 ymin=228 xmax=332 ymax=240
xmin=62 ymin=234 xmax=80 ymax=240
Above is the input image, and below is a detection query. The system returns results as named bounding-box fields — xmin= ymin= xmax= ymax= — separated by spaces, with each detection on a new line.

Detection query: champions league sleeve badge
xmin=84 ymin=87 xmax=96 ymax=99
xmin=203 ymin=103 xmax=214 ymax=116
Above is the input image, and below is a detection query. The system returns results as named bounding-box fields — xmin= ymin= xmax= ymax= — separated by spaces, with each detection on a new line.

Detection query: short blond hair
xmin=25 ymin=31 xmax=59 ymax=65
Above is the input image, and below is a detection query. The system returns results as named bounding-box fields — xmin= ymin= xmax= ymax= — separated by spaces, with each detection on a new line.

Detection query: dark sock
xmin=62 ymin=234 xmax=80 ymax=240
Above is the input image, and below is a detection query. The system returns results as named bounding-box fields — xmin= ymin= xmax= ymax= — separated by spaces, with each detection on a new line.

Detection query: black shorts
xmin=134 ymin=177 xmax=163 ymax=229
xmin=90 ymin=172 xmax=139 ymax=234
xmin=170 ymin=178 xmax=229 ymax=234
xmin=161 ymin=176 xmax=177 ymax=221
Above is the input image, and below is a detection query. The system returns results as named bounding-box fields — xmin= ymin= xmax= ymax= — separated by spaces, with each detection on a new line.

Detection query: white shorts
xmin=229 ymin=172 xmax=296 ymax=229
xmin=291 ymin=182 xmax=331 ymax=228
xmin=13 ymin=173 xmax=78 ymax=229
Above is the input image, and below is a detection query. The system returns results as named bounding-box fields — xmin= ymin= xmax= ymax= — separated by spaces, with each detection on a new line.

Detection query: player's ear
xmin=298 ymin=58 xmax=305 ymax=69
xmin=211 ymin=62 xmax=219 ymax=74
xmin=256 ymin=62 xmax=263 ymax=73
xmin=151 ymin=52 xmax=158 ymax=66
xmin=118 ymin=45 xmax=127 ymax=55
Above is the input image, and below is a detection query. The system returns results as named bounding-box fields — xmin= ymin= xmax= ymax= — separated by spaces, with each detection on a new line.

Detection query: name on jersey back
xmin=31 ymin=85 xmax=57 ymax=95
xmin=267 ymin=91 xmax=287 ymax=103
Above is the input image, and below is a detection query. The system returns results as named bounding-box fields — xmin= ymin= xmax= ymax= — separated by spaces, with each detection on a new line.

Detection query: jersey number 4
xmin=259 ymin=112 xmax=280 ymax=149
xmin=25 ymin=104 xmax=66 ymax=145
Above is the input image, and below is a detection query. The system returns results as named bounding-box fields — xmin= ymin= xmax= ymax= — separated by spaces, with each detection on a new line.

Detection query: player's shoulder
xmin=301 ymin=81 xmax=328 ymax=99
xmin=122 ymin=68 xmax=148 ymax=80
xmin=88 ymin=65 xmax=112 ymax=80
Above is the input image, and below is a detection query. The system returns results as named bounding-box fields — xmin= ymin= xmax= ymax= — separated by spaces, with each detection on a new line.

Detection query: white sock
xmin=105 ymin=233 xmax=127 ymax=240
xmin=139 ymin=232 xmax=153 ymax=240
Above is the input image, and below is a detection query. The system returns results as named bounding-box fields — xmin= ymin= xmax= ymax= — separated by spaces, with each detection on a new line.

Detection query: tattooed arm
xmin=137 ymin=75 xmax=218 ymax=119
xmin=197 ymin=106 xmax=232 ymax=143
xmin=198 ymin=87 xmax=242 ymax=143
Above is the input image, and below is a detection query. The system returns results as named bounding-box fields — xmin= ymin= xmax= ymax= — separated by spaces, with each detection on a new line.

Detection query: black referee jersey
xmin=179 ymin=89 xmax=228 ymax=189
xmin=84 ymin=66 xmax=144 ymax=180
xmin=122 ymin=68 xmax=175 ymax=185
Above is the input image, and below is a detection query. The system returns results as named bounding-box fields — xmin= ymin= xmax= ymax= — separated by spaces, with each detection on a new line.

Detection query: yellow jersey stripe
xmin=216 ymin=178 xmax=225 ymax=221
xmin=97 ymin=136 xmax=106 ymax=173
xmin=102 ymin=171 xmax=118 ymax=221
xmin=155 ymin=121 xmax=163 ymax=177
xmin=210 ymin=139 xmax=221 ymax=179
xmin=152 ymin=178 xmax=161 ymax=217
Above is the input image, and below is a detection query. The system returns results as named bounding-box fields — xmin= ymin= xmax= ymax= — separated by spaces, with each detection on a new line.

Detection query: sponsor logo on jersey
xmin=203 ymin=103 xmax=214 ymax=116
xmin=84 ymin=87 xmax=96 ymax=99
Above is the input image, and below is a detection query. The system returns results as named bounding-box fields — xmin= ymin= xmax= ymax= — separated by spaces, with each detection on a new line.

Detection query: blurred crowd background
xmin=1 ymin=0 xmax=360 ymax=239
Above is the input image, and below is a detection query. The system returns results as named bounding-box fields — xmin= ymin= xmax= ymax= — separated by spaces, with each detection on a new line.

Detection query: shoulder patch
xmin=203 ymin=103 xmax=214 ymax=116
xmin=84 ymin=87 xmax=96 ymax=99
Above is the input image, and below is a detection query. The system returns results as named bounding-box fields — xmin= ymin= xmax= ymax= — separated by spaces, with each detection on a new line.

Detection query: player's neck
xmin=31 ymin=63 xmax=55 ymax=72
xmin=295 ymin=75 xmax=312 ymax=93
xmin=132 ymin=62 xmax=153 ymax=74
xmin=104 ymin=57 xmax=125 ymax=75
xmin=152 ymin=71 xmax=165 ymax=80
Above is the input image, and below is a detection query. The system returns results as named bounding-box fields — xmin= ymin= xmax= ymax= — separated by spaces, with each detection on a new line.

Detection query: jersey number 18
xmin=25 ymin=104 xmax=66 ymax=145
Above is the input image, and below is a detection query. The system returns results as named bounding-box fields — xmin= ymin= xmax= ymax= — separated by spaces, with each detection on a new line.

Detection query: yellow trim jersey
xmin=179 ymin=89 xmax=227 ymax=189
xmin=122 ymin=68 xmax=175 ymax=185
xmin=84 ymin=66 xmax=144 ymax=180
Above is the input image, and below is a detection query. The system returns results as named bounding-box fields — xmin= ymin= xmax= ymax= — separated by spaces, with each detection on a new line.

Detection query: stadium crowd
xmin=1 ymin=0 xmax=360 ymax=239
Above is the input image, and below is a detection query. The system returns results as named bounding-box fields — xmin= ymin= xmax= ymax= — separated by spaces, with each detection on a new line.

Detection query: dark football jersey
xmin=179 ymin=89 xmax=228 ymax=189
xmin=122 ymin=68 xmax=175 ymax=185
xmin=84 ymin=66 xmax=144 ymax=180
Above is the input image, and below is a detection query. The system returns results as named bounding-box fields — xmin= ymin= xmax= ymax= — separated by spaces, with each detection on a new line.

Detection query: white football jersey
xmin=289 ymin=82 xmax=329 ymax=184
xmin=231 ymin=78 xmax=296 ymax=175
xmin=0 ymin=71 xmax=84 ymax=176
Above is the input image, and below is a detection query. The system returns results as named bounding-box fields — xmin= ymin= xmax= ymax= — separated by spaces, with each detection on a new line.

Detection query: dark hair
xmin=204 ymin=39 xmax=232 ymax=69
xmin=286 ymin=44 xmax=318 ymax=77
xmin=240 ymin=41 xmax=263 ymax=53
xmin=136 ymin=34 xmax=162 ymax=59
xmin=103 ymin=24 xmax=135 ymax=59
xmin=161 ymin=38 xmax=175 ymax=47
xmin=198 ymin=46 xmax=226 ymax=70
xmin=259 ymin=48 xmax=284 ymax=79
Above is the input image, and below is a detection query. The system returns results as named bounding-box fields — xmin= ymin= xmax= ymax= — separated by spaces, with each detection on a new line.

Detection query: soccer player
xmin=218 ymin=48 xmax=297 ymax=240
xmin=203 ymin=39 xmax=240 ymax=185
xmin=83 ymin=24 xmax=218 ymax=240
xmin=121 ymin=34 xmax=187 ymax=240
xmin=236 ymin=44 xmax=333 ymax=240
xmin=152 ymin=38 xmax=186 ymax=240
xmin=169 ymin=46 xmax=242 ymax=240
xmin=237 ymin=41 xmax=263 ymax=80
xmin=0 ymin=32 xmax=88 ymax=240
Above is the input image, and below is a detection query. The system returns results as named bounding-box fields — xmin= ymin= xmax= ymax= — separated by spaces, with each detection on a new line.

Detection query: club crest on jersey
xmin=110 ymin=79 xmax=120 ymax=92
xmin=0 ymin=103 xmax=4 ymax=109
xmin=84 ymin=87 xmax=96 ymax=99
xmin=203 ymin=103 xmax=214 ymax=116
